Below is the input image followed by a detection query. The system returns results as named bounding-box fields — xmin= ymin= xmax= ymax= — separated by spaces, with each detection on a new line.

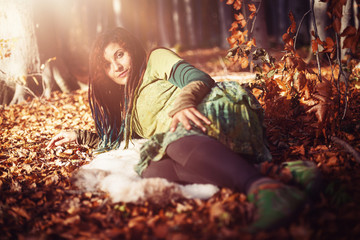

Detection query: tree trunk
xmin=112 ymin=0 xmax=125 ymax=27
xmin=184 ymin=0 xmax=197 ymax=48
xmin=33 ymin=0 xmax=102 ymax=96
xmin=250 ymin=0 xmax=269 ymax=49
xmin=218 ymin=0 xmax=233 ymax=49
xmin=340 ymin=0 xmax=354 ymax=59
xmin=172 ymin=0 xmax=183 ymax=47
xmin=0 ymin=0 xmax=41 ymax=105
xmin=157 ymin=0 xmax=172 ymax=47
xmin=289 ymin=0 xmax=310 ymax=46
xmin=311 ymin=0 xmax=330 ymax=47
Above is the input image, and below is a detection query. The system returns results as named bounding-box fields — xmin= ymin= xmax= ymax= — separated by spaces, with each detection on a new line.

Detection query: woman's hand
xmin=46 ymin=131 xmax=78 ymax=149
xmin=170 ymin=107 xmax=211 ymax=133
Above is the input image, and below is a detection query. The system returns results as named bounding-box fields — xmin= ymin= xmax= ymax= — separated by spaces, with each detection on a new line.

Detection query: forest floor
xmin=1 ymin=47 xmax=360 ymax=240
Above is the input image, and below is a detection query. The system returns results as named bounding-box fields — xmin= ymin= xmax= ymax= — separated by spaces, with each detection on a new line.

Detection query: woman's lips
xmin=118 ymin=69 xmax=129 ymax=78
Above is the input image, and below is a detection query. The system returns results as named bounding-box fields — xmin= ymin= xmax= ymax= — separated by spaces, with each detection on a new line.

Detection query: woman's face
xmin=103 ymin=42 xmax=132 ymax=85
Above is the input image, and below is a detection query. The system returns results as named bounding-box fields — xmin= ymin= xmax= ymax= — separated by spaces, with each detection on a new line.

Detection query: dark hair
xmin=88 ymin=27 xmax=146 ymax=151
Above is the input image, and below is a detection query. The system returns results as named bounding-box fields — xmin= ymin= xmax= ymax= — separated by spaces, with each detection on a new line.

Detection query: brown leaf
xmin=63 ymin=215 xmax=80 ymax=225
xmin=291 ymin=145 xmax=305 ymax=155
xmin=10 ymin=207 xmax=31 ymax=220
xmin=128 ymin=216 xmax=147 ymax=231
xmin=152 ymin=222 xmax=169 ymax=239
xmin=307 ymin=103 xmax=328 ymax=123
xmin=333 ymin=18 xmax=341 ymax=33
xmin=343 ymin=35 xmax=355 ymax=50
xmin=323 ymin=37 xmax=335 ymax=53
xmin=340 ymin=26 xmax=357 ymax=36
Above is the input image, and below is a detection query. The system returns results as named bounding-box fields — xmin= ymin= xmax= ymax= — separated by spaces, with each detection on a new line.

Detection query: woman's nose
xmin=112 ymin=61 xmax=123 ymax=72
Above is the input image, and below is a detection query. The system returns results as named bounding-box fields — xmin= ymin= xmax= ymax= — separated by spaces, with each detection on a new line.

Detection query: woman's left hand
xmin=170 ymin=107 xmax=211 ymax=133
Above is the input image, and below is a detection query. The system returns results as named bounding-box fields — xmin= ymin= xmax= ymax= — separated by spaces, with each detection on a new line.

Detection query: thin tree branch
xmin=335 ymin=33 xmax=349 ymax=120
xmin=294 ymin=9 xmax=311 ymax=52
xmin=331 ymin=136 xmax=360 ymax=164
xmin=250 ymin=0 xmax=263 ymax=34
xmin=310 ymin=0 xmax=323 ymax=82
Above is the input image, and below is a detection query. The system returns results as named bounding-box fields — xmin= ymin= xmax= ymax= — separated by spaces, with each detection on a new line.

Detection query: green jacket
xmin=76 ymin=48 xmax=214 ymax=148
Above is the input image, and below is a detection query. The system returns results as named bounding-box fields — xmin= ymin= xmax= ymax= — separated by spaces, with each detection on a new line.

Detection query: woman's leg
xmin=143 ymin=135 xmax=264 ymax=193
xmin=141 ymin=156 xmax=211 ymax=185
xmin=142 ymin=135 xmax=306 ymax=231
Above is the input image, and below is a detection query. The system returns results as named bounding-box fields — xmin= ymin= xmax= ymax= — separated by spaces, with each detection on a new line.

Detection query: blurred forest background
xmin=1 ymin=1 xmax=360 ymax=238
xmin=0 ymin=0 xmax=358 ymax=105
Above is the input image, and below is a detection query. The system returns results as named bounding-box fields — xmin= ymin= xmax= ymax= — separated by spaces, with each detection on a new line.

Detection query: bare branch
xmin=294 ymin=9 xmax=311 ymax=52
xmin=331 ymin=136 xmax=360 ymax=164
xmin=310 ymin=0 xmax=323 ymax=82
xmin=249 ymin=0 xmax=263 ymax=34
xmin=335 ymin=33 xmax=349 ymax=120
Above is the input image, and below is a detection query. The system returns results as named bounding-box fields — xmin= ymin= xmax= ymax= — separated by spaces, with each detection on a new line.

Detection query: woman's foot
xmin=258 ymin=160 xmax=323 ymax=198
xmin=246 ymin=178 xmax=306 ymax=232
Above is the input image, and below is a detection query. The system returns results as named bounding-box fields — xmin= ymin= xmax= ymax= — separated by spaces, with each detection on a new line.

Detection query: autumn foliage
xmin=225 ymin=0 xmax=360 ymax=143
xmin=1 ymin=0 xmax=360 ymax=239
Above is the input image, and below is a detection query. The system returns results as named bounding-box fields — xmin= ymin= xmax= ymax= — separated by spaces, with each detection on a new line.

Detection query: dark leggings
xmin=141 ymin=135 xmax=264 ymax=193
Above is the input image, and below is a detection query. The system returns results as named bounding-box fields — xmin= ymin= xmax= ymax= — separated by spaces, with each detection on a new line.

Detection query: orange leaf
xmin=234 ymin=13 xmax=246 ymax=28
xmin=232 ymin=30 xmax=245 ymax=44
xmin=229 ymin=22 xmax=239 ymax=32
xmin=240 ymin=57 xmax=249 ymax=69
xmin=248 ymin=3 xmax=256 ymax=12
xmin=227 ymin=36 xmax=237 ymax=47
xmin=324 ymin=37 xmax=334 ymax=51
xmin=227 ymin=0 xmax=242 ymax=10
xmin=282 ymin=33 xmax=291 ymax=43
xmin=247 ymin=38 xmax=256 ymax=47
xmin=234 ymin=0 xmax=242 ymax=10
xmin=312 ymin=39 xmax=318 ymax=53
xmin=288 ymin=11 xmax=296 ymax=34
xmin=249 ymin=12 xmax=256 ymax=19
xmin=316 ymin=37 xmax=324 ymax=45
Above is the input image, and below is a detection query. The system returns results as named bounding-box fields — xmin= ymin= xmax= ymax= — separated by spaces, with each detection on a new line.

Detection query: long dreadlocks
xmin=88 ymin=27 xmax=146 ymax=152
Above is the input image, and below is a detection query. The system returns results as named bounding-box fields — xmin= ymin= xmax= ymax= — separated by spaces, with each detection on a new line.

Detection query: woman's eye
xmin=116 ymin=51 xmax=124 ymax=58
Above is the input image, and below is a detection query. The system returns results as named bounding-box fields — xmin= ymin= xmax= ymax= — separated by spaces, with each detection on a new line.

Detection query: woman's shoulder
xmin=148 ymin=47 xmax=182 ymax=63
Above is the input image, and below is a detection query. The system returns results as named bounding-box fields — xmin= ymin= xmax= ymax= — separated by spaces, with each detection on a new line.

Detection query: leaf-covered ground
xmin=1 ymin=48 xmax=360 ymax=239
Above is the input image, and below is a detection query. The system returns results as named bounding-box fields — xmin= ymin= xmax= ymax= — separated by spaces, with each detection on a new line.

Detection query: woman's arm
xmin=169 ymin=81 xmax=213 ymax=132
xmin=75 ymin=130 xmax=100 ymax=148
xmin=145 ymin=48 xmax=215 ymax=132
xmin=46 ymin=130 xmax=100 ymax=149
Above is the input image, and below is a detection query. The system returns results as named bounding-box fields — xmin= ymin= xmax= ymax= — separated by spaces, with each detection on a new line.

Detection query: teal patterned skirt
xmin=135 ymin=81 xmax=272 ymax=175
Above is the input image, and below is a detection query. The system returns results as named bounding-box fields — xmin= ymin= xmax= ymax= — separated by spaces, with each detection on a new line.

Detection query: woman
xmin=47 ymin=27 xmax=319 ymax=232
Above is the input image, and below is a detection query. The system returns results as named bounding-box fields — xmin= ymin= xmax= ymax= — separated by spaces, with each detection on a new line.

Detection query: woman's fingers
xmin=192 ymin=109 xmax=211 ymax=125
xmin=46 ymin=131 xmax=77 ymax=149
xmin=46 ymin=135 xmax=63 ymax=149
xmin=171 ymin=107 xmax=211 ymax=133
xmin=54 ymin=138 xmax=71 ymax=147
xmin=170 ymin=118 xmax=180 ymax=132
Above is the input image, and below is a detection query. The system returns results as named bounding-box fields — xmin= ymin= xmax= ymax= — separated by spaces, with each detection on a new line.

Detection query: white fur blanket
xmin=72 ymin=139 xmax=219 ymax=205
